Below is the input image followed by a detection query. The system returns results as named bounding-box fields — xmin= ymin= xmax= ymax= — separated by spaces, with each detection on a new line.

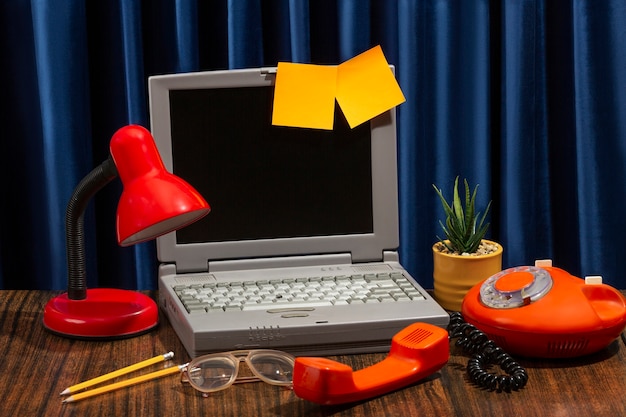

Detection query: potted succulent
xmin=432 ymin=177 xmax=503 ymax=311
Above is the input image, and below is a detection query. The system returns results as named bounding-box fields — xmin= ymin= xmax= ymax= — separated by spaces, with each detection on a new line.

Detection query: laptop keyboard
xmin=174 ymin=272 xmax=427 ymax=314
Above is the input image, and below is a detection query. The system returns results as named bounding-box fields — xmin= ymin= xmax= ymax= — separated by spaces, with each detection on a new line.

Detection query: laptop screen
xmin=149 ymin=68 xmax=399 ymax=271
xmin=168 ymin=86 xmax=373 ymax=244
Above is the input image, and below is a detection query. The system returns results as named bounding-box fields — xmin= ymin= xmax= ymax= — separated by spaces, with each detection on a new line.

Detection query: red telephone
xmin=462 ymin=260 xmax=626 ymax=358
xmin=292 ymin=322 xmax=449 ymax=405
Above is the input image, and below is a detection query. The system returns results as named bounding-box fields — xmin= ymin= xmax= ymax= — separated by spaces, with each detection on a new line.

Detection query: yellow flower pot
xmin=432 ymin=239 xmax=503 ymax=311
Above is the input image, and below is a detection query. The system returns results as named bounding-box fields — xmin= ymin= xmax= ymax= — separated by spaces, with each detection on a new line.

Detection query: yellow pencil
xmin=60 ymin=352 xmax=174 ymax=396
xmin=62 ymin=363 xmax=188 ymax=403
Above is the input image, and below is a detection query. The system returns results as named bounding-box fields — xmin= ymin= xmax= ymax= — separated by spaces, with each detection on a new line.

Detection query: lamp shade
xmin=110 ymin=125 xmax=210 ymax=246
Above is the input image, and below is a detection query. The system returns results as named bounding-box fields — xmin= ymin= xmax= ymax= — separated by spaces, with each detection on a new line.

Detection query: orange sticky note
xmin=336 ymin=45 xmax=406 ymax=128
xmin=271 ymin=62 xmax=338 ymax=130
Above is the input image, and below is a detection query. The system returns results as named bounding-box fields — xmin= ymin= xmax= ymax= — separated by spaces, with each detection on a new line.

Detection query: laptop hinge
xmin=207 ymin=253 xmax=352 ymax=273
xmin=383 ymin=250 xmax=399 ymax=262
xmin=259 ymin=67 xmax=277 ymax=75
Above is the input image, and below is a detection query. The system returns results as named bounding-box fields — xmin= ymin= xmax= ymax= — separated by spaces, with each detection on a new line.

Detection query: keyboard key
xmin=187 ymin=305 xmax=208 ymax=313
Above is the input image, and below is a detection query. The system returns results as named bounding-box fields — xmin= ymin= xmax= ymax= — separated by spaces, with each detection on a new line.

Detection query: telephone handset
xmin=292 ymin=322 xmax=450 ymax=405
xmin=293 ymin=313 xmax=529 ymax=405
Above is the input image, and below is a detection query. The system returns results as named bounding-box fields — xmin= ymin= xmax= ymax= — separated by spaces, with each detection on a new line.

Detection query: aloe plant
xmin=432 ymin=177 xmax=491 ymax=254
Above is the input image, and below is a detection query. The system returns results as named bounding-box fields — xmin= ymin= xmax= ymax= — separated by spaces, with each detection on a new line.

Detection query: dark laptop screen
xmin=168 ymin=86 xmax=373 ymax=244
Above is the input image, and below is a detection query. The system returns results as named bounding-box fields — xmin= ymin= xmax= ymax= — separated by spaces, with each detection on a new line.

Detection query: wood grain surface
xmin=0 ymin=290 xmax=624 ymax=416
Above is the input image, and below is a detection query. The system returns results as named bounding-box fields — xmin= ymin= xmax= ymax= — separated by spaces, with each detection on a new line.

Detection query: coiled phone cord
xmin=448 ymin=312 xmax=529 ymax=392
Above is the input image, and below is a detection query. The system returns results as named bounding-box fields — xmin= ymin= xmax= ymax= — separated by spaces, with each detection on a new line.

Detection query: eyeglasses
xmin=180 ymin=350 xmax=295 ymax=397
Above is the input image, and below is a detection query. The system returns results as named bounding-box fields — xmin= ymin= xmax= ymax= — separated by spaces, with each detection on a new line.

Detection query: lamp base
xmin=43 ymin=288 xmax=159 ymax=339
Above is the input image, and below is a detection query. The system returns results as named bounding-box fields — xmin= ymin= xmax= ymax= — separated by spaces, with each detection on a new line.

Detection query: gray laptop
xmin=149 ymin=67 xmax=449 ymax=358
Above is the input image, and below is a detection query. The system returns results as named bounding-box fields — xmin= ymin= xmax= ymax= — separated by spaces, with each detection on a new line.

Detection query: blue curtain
xmin=1 ymin=0 xmax=625 ymax=290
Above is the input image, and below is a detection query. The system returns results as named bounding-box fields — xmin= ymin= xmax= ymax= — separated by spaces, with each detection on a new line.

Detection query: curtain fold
xmin=172 ymin=0 xmax=199 ymax=72
xmin=396 ymin=1 xmax=493 ymax=280
xmin=499 ymin=0 xmax=553 ymax=270
xmin=2 ymin=0 xmax=626 ymax=290
xmin=227 ymin=0 xmax=264 ymax=68
xmin=31 ymin=1 xmax=84 ymax=290
xmin=287 ymin=0 xmax=310 ymax=62
xmin=572 ymin=0 xmax=626 ymax=282
xmin=0 ymin=0 xmax=93 ymax=290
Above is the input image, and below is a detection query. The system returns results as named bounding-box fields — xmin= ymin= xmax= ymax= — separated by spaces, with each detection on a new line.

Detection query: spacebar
xmin=241 ymin=300 xmax=334 ymax=312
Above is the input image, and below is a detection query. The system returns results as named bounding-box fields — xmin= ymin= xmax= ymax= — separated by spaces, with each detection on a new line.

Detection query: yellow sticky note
xmin=336 ymin=45 xmax=406 ymax=128
xmin=271 ymin=62 xmax=338 ymax=130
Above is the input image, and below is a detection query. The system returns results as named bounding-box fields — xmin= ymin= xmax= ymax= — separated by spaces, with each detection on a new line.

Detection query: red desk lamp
xmin=43 ymin=125 xmax=210 ymax=339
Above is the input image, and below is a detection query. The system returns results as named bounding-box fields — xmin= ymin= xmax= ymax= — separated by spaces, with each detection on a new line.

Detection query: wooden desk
xmin=1 ymin=291 xmax=625 ymax=416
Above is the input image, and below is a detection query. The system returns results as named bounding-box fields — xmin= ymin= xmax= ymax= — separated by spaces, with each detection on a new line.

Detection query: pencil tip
xmin=60 ymin=388 xmax=70 ymax=396
xmin=62 ymin=397 xmax=74 ymax=404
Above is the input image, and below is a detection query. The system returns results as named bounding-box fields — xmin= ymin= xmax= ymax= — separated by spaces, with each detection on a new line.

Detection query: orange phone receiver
xmin=292 ymin=322 xmax=449 ymax=405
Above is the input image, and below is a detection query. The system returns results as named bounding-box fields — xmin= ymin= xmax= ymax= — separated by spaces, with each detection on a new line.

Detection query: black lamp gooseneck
xmin=65 ymin=156 xmax=117 ymax=300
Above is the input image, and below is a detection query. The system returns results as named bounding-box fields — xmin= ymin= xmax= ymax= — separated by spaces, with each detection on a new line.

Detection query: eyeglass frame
xmin=180 ymin=349 xmax=295 ymax=397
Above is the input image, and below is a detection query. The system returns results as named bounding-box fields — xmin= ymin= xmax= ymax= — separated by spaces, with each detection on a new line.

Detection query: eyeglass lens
xmin=247 ymin=351 xmax=293 ymax=385
xmin=188 ymin=356 xmax=238 ymax=391
xmin=187 ymin=350 xmax=294 ymax=393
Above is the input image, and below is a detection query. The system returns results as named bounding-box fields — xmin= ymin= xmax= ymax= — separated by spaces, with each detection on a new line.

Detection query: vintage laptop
xmin=149 ymin=67 xmax=449 ymax=358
